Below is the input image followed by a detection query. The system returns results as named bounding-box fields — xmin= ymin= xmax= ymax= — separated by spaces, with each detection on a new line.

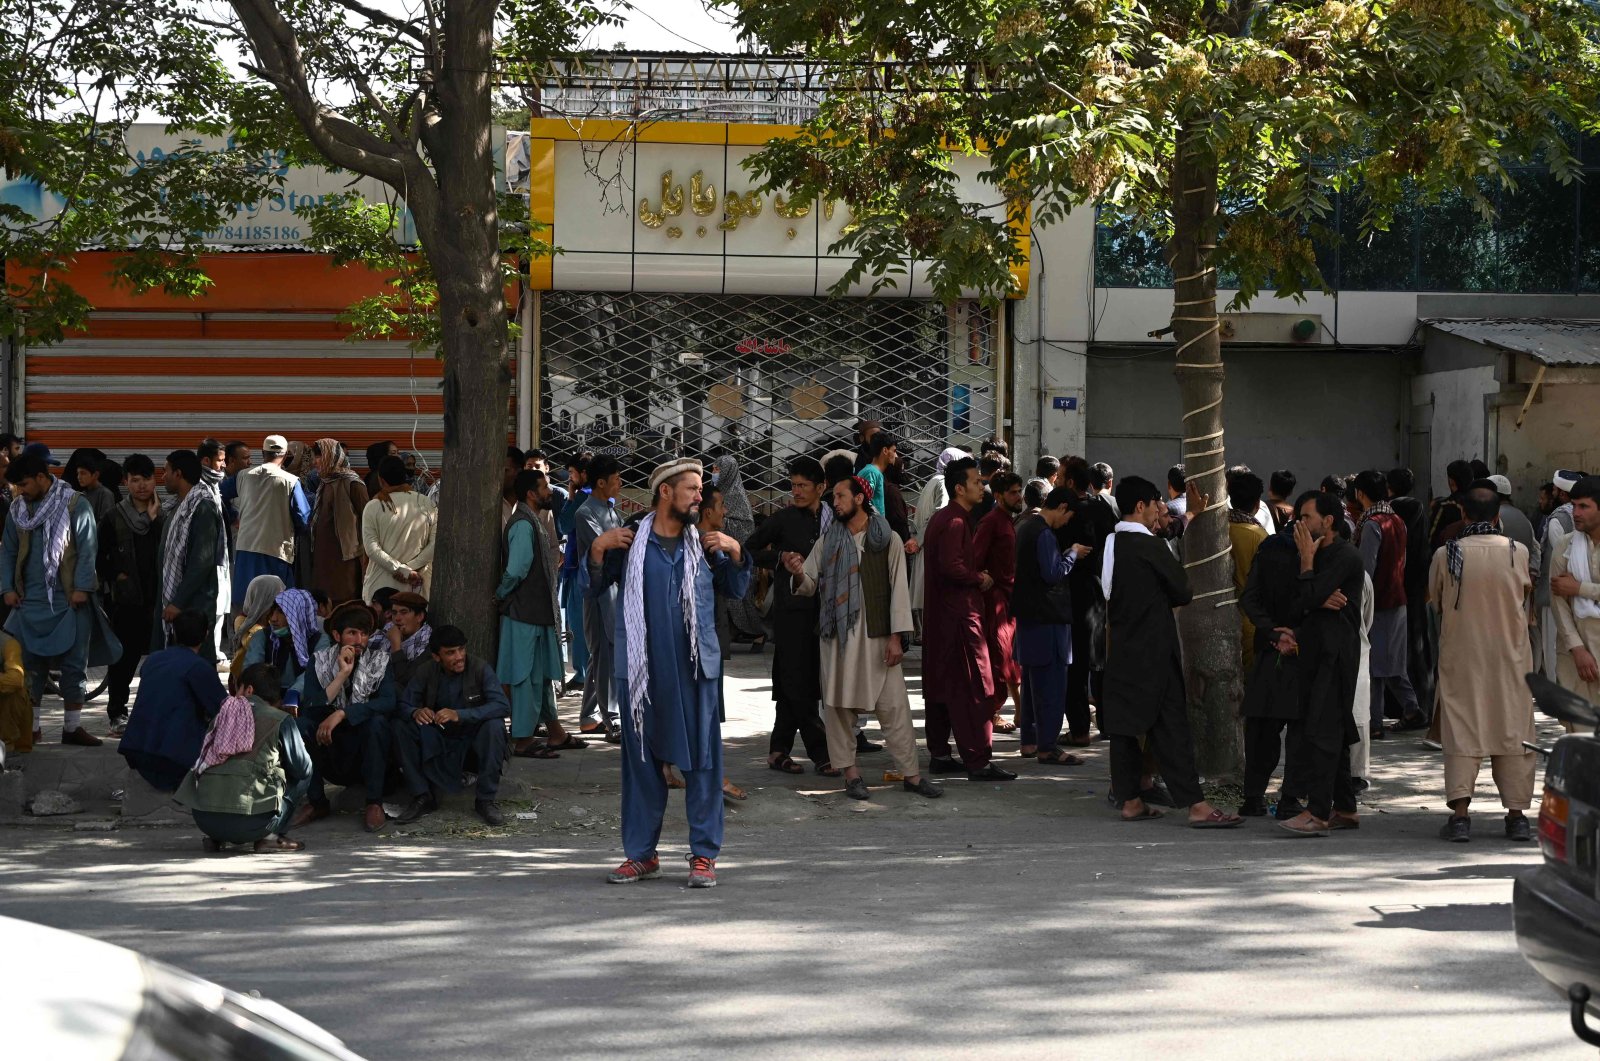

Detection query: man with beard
xmin=746 ymin=456 xmax=836 ymax=776
xmin=922 ymin=456 xmax=1013 ymax=781
xmin=595 ymin=460 xmax=752 ymax=888
xmin=1276 ymin=492 xmax=1366 ymax=837
xmin=1537 ymin=469 xmax=1585 ymax=679
xmin=1099 ymin=476 xmax=1240 ymax=827
xmin=974 ymin=471 xmax=1025 ymax=738
xmin=1549 ymin=476 xmax=1600 ymax=706
xmin=785 ymin=475 xmax=940 ymax=801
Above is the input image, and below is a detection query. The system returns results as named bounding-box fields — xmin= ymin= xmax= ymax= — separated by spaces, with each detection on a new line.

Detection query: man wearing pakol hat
xmin=232 ymin=434 xmax=313 ymax=609
xmin=592 ymin=458 xmax=752 ymax=889
xmin=1536 ymin=469 xmax=1585 ymax=678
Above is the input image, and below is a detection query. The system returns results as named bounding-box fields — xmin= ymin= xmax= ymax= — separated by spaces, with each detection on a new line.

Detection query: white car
xmin=0 ymin=915 xmax=367 ymax=1060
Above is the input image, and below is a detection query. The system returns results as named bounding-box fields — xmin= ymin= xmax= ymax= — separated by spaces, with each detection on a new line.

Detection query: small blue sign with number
xmin=1052 ymin=396 xmax=1079 ymax=411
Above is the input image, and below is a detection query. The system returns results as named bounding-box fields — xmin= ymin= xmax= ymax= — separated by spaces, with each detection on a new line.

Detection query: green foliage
xmin=0 ymin=0 xmax=613 ymax=346
xmin=731 ymin=0 xmax=1600 ymax=307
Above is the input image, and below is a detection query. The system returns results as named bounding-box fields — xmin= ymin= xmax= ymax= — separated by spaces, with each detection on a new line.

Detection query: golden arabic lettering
xmin=718 ymin=191 xmax=764 ymax=231
xmin=639 ymin=172 xmax=685 ymax=228
xmin=690 ymin=171 xmax=718 ymax=216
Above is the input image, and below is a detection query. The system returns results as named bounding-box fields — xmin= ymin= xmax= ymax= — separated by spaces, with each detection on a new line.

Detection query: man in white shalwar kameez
xmin=788 ymin=475 xmax=942 ymax=802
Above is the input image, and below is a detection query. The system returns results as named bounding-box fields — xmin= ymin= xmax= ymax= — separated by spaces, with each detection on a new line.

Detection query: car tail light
xmin=1539 ymin=789 xmax=1569 ymax=863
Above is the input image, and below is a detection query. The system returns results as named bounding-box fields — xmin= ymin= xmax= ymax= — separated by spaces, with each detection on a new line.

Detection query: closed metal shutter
xmin=24 ymin=332 xmax=448 ymax=474
xmin=535 ymin=291 xmax=1000 ymax=514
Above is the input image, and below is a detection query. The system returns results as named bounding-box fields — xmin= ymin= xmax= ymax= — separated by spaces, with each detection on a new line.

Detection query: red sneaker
xmin=686 ymin=855 xmax=717 ymax=889
xmin=606 ymin=857 xmax=661 ymax=884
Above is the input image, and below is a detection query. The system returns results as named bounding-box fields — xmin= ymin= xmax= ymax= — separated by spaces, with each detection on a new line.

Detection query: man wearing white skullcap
xmin=591 ymin=458 xmax=752 ymax=889
xmin=1537 ymin=469 xmax=1586 ymax=678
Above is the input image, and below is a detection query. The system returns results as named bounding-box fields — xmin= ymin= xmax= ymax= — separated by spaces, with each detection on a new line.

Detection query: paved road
xmin=0 ymin=652 xmax=1585 ymax=1059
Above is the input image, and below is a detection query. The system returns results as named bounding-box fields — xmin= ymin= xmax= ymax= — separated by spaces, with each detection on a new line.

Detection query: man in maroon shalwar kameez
xmin=921 ymin=457 xmax=1016 ymax=782
xmin=974 ymin=471 xmax=1024 ymax=735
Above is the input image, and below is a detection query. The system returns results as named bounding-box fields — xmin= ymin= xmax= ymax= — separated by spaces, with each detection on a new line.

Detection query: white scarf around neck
xmin=622 ymin=512 xmax=704 ymax=760
xmin=1567 ymin=529 xmax=1600 ymax=621
xmin=1099 ymin=520 xmax=1154 ymax=601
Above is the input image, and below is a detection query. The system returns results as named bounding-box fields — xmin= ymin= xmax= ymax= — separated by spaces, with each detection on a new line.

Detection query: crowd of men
xmin=0 ymin=419 xmax=1593 ymax=882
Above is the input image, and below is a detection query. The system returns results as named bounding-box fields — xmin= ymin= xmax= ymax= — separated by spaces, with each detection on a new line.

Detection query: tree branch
xmin=229 ymin=0 xmax=416 ymax=188
xmin=324 ymin=0 xmax=428 ymax=43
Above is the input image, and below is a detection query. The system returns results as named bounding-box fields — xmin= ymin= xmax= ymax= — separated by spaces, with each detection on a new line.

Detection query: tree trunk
xmin=1169 ymin=121 xmax=1244 ymax=778
xmin=422 ymin=0 xmax=510 ymax=660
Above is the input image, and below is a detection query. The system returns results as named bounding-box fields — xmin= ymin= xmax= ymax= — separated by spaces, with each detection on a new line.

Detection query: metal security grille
xmin=535 ymin=291 xmax=998 ymax=513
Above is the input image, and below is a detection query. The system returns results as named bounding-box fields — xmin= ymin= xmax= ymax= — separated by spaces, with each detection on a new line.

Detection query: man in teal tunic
xmin=594 ymin=459 xmax=751 ymax=889
xmin=2 ymin=451 xmax=104 ymax=745
xmin=497 ymin=468 xmax=577 ymax=757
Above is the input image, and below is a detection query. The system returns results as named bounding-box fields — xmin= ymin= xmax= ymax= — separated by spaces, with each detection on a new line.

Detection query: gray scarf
xmin=817 ymin=510 xmax=891 ymax=640
xmin=117 ymin=496 xmax=161 ymax=536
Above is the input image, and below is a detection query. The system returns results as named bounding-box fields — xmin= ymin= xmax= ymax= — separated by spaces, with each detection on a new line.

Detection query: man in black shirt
xmin=745 ymin=456 xmax=836 ymax=775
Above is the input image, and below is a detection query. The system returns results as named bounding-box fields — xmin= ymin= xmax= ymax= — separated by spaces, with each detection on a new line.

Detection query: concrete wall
xmin=1084 ymin=346 xmax=1410 ymax=489
xmin=1409 ymin=365 xmax=1498 ymax=496
xmin=1493 ymin=373 xmax=1600 ymax=506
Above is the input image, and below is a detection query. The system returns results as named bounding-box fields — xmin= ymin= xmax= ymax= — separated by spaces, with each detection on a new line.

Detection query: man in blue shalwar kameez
xmin=593 ymin=458 xmax=751 ymax=889
xmin=2 ymin=452 xmax=107 ymax=745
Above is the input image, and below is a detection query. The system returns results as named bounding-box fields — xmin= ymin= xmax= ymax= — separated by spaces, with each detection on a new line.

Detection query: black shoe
xmin=1371 ymin=727 xmax=1389 ymax=741
xmin=844 ymin=777 xmax=870 ymax=801
xmin=903 ymin=777 xmax=943 ymax=799
xmin=968 ymin=764 xmax=1018 ymax=782
xmin=1140 ymin=781 xmax=1176 ymax=808
xmin=855 ymin=732 xmax=882 ymax=754
xmin=1274 ymin=797 xmax=1306 ymax=822
xmin=1505 ymin=814 xmax=1531 ymax=842
xmin=1439 ymin=815 xmax=1471 ymax=843
xmin=474 ymin=800 xmax=505 ymax=827
xmin=1393 ymin=713 xmax=1430 ymax=732
xmin=928 ymin=755 xmax=965 ymax=774
xmin=396 ymin=793 xmax=438 ymax=824
xmin=604 ymin=724 xmax=623 ymax=745
xmin=1238 ymin=794 xmax=1270 ymax=817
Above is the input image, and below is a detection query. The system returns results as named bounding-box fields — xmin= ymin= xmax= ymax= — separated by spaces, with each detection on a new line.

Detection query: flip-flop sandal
xmin=992 ymin=719 xmax=1019 ymax=733
xmin=513 ymin=745 xmax=561 ymax=759
xmin=815 ymin=763 xmax=842 ymax=778
xmin=768 ymin=755 xmax=804 ymax=774
xmin=1190 ymin=810 xmax=1244 ymax=829
xmin=546 ymin=735 xmax=588 ymax=751
xmin=1327 ymin=816 xmax=1360 ymax=831
xmin=722 ymin=781 xmax=748 ymax=801
xmin=1036 ymin=751 xmax=1085 ymax=766
xmin=1120 ymin=807 xmax=1164 ymax=822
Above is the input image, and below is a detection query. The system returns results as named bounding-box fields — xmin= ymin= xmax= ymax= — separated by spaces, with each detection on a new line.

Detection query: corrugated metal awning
xmin=1422 ymin=318 xmax=1600 ymax=366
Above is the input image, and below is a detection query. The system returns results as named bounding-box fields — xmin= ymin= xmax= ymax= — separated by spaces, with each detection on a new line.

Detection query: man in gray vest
xmin=574 ymin=454 xmax=624 ymax=741
xmin=497 ymin=468 xmax=577 ymax=757
xmin=175 ymin=661 xmax=311 ymax=853
xmin=393 ymin=625 xmax=511 ymax=826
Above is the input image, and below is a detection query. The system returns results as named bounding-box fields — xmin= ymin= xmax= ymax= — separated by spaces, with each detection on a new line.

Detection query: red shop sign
xmin=735 ymin=337 xmax=793 ymax=356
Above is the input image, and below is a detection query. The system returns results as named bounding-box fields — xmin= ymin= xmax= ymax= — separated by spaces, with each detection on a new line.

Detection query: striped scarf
xmin=622 ymin=513 xmax=703 ymax=761
xmin=194 ymin=695 xmax=255 ymax=775
xmin=160 ymin=473 xmax=223 ymax=633
xmin=1445 ymin=522 xmax=1513 ymax=609
xmin=274 ymin=589 xmax=320 ymax=668
xmin=817 ymin=510 xmax=891 ymax=641
xmin=9 ymin=476 xmax=75 ymax=607
xmin=313 ymin=641 xmax=391 ymax=707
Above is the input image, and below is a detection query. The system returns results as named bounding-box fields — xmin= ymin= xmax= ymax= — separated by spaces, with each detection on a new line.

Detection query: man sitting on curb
xmin=119 ymin=610 xmax=227 ymax=791
xmin=293 ymin=602 xmax=400 ymax=833
xmin=175 ymin=662 xmax=311 ymax=854
xmin=393 ymin=625 xmax=511 ymax=827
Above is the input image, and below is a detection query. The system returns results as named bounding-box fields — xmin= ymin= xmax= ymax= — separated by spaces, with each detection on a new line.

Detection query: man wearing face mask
xmin=293 ymin=602 xmax=400 ymax=833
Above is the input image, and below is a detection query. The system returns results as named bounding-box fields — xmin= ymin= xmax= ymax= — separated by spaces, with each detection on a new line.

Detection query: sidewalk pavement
xmin=0 ymin=645 xmax=1559 ymax=843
